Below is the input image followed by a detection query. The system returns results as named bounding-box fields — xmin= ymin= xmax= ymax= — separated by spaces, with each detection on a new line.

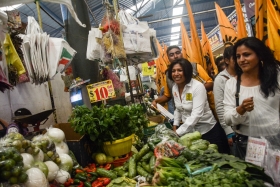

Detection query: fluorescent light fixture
xmin=171 ymin=26 xmax=180 ymax=33
xmin=172 ymin=18 xmax=181 ymax=24
xmin=172 ymin=7 xmax=183 ymax=16
xmin=170 ymin=41 xmax=179 ymax=45
xmin=173 ymin=0 xmax=184 ymax=5
xmin=171 ymin=34 xmax=179 ymax=40
xmin=0 ymin=4 xmax=22 ymax=11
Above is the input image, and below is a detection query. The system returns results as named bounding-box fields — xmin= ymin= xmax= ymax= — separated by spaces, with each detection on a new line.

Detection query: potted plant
xmin=69 ymin=104 xmax=148 ymax=156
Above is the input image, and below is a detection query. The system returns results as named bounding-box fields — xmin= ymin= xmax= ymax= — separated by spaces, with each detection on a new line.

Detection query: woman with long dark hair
xmin=213 ymin=46 xmax=236 ymax=147
xmin=224 ymin=37 xmax=280 ymax=159
xmin=168 ymin=58 xmax=229 ymax=154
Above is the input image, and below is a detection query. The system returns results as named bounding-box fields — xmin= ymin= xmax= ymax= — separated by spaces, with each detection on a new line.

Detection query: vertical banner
xmin=244 ymin=0 xmax=256 ymax=19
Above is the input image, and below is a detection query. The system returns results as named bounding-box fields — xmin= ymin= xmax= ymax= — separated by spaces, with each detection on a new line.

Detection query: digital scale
xmin=69 ymin=79 xmax=91 ymax=108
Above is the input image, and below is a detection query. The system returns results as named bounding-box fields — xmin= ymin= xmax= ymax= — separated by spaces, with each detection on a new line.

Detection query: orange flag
xmin=185 ymin=0 xmax=206 ymax=70
xmin=267 ymin=0 xmax=280 ymax=61
xmin=154 ymin=39 xmax=168 ymax=92
xmin=234 ymin=0 xmax=247 ymax=39
xmin=214 ymin=2 xmax=238 ymax=46
xmin=255 ymin=0 xmax=268 ymax=43
xmin=201 ymin=21 xmax=218 ymax=75
xmin=162 ymin=43 xmax=170 ymax=66
xmin=180 ymin=20 xmax=192 ymax=62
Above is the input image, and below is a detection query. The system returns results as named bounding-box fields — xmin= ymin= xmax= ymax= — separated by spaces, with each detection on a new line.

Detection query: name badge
xmin=186 ymin=93 xmax=192 ymax=101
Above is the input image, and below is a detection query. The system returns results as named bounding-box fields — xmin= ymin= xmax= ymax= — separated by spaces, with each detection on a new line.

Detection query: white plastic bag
xmin=122 ymin=22 xmax=151 ymax=54
xmin=86 ymin=28 xmax=102 ymax=60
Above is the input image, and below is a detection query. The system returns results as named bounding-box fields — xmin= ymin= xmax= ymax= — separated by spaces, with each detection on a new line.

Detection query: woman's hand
xmin=236 ymin=97 xmax=254 ymax=115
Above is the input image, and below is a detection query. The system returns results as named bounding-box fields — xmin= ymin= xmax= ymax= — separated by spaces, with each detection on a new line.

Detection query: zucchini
xmin=141 ymin=151 xmax=153 ymax=161
xmin=149 ymin=155 xmax=156 ymax=172
xmin=96 ymin=168 xmax=117 ymax=179
xmin=128 ymin=158 xmax=137 ymax=178
xmin=134 ymin=144 xmax=150 ymax=162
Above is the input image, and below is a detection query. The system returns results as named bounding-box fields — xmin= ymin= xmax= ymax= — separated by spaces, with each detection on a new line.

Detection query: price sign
xmin=87 ymin=80 xmax=116 ymax=103
xmin=142 ymin=62 xmax=154 ymax=76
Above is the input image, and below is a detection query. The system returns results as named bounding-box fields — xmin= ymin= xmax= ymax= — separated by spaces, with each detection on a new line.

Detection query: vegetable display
xmin=69 ymin=104 xmax=148 ymax=145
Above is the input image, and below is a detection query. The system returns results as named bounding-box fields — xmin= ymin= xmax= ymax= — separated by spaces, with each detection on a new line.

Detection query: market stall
xmin=0 ymin=0 xmax=279 ymax=186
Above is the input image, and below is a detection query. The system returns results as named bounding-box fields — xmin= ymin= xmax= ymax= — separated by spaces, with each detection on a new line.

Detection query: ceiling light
xmin=170 ymin=41 xmax=179 ymax=45
xmin=172 ymin=7 xmax=183 ymax=16
xmin=172 ymin=18 xmax=181 ymax=24
xmin=171 ymin=26 xmax=180 ymax=33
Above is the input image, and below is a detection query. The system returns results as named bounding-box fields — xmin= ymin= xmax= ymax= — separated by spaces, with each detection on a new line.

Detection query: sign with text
xmin=87 ymin=80 xmax=116 ymax=103
xmin=245 ymin=137 xmax=267 ymax=167
xmin=142 ymin=62 xmax=155 ymax=76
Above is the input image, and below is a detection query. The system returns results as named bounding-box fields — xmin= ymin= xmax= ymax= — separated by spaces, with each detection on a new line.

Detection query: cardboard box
xmin=53 ymin=123 xmax=96 ymax=167
xmin=148 ymin=115 xmax=163 ymax=123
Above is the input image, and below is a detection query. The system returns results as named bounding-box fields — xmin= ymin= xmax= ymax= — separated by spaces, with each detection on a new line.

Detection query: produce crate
xmin=106 ymin=97 xmax=126 ymax=106
xmin=53 ymin=123 xmax=96 ymax=167
xmin=143 ymin=122 xmax=172 ymax=143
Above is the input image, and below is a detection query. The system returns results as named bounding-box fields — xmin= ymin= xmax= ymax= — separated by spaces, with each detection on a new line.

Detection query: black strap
xmin=235 ymin=75 xmax=241 ymax=130
xmin=221 ymin=75 xmax=230 ymax=80
xmin=235 ymin=75 xmax=241 ymax=107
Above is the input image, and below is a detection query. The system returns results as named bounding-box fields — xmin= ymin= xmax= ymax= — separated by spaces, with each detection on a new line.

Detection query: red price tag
xmin=87 ymin=80 xmax=116 ymax=103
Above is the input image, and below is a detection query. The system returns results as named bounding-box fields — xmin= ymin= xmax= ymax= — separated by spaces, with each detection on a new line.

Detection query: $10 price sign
xmin=87 ymin=80 xmax=116 ymax=103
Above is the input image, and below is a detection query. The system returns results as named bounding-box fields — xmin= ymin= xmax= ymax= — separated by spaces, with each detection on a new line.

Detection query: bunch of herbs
xmin=69 ymin=104 xmax=148 ymax=145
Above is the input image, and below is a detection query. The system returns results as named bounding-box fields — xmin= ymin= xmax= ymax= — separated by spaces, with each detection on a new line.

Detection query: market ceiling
xmin=1 ymin=0 xmax=242 ymax=46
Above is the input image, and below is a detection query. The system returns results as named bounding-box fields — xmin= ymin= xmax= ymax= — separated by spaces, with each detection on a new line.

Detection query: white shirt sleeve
xmin=176 ymin=83 xmax=206 ymax=136
xmin=213 ymin=76 xmax=234 ymax=135
xmin=173 ymin=108 xmax=182 ymax=126
xmin=223 ymin=79 xmax=248 ymax=126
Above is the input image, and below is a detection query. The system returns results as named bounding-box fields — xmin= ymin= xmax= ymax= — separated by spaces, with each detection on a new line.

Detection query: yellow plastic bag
xmin=3 ymin=33 xmax=26 ymax=75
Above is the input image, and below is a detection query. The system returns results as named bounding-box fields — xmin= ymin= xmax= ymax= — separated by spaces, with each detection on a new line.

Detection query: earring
xmin=261 ymin=61 xmax=264 ymax=67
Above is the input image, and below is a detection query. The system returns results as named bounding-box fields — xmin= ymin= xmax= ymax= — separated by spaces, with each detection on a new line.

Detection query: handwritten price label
xmin=142 ymin=62 xmax=154 ymax=76
xmin=87 ymin=80 xmax=116 ymax=103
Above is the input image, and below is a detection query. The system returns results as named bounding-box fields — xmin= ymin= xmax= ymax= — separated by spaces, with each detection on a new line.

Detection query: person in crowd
xmin=217 ymin=61 xmax=226 ymax=73
xmin=152 ymin=46 xmax=213 ymax=114
xmin=224 ymin=37 xmax=280 ymax=159
xmin=215 ymin=56 xmax=224 ymax=67
xmin=169 ymin=58 xmax=230 ymax=154
xmin=213 ymin=46 xmax=236 ymax=147
xmin=6 ymin=108 xmax=31 ymax=136
xmin=0 ymin=118 xmax=8 ymax=138
xmin=206 ymin=56 xmax=215 ymax=80
xmin=149 ymin=88 xmax=155 ymax=99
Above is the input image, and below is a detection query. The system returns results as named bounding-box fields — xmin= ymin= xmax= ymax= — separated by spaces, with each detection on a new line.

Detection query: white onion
xmin=58 ymin=153 xmax=73 ymax=172
xmin=33 ymin=148 xmax=44 ymax=162
xmin=47 ymin=128 xmax=65 ymax=143
xmin=24 ymin=168 xmax=49 ymax=187
xmin=55 ymin=142 xmax=69 ymax=154
xmin=21 ymin=153 xmax=34 ymax=170
xmin=44 ymin=161 xmax=59 ymax=181
xmin=55 ymin=169 xmax=70 ymax=184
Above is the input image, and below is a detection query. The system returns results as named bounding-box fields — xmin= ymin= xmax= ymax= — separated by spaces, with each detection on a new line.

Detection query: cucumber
xmin=141 ymin=151 xmax=154 ymax=162
xmin=128 ymin=158 xmax=137 ymax=178
xmin=96 ymin=168 xmax=117 ymax=179
xmin=149 ymin=155 xmax=156 ymax=171
xmin=134 ymin=144 xmax=150 ymax=162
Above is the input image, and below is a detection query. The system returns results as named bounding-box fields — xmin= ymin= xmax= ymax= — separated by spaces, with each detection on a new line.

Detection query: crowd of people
xmin=153 ymin=37 xmax=280 ymax=159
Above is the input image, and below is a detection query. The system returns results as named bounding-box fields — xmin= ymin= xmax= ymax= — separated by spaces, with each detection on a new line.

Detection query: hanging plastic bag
xmin=86 ymin=28 xmax=102 ymax=60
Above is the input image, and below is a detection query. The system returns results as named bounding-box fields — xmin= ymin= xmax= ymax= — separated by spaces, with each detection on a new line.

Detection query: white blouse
xmin=223 ymin=77 xmax=280 ymax=136
xmin=173 ymin=79 xmax=216 ymax=136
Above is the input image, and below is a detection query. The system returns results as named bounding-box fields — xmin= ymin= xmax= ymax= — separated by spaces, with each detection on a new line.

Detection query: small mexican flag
xmin=57 ymin=42 xmax=76 ymax=73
